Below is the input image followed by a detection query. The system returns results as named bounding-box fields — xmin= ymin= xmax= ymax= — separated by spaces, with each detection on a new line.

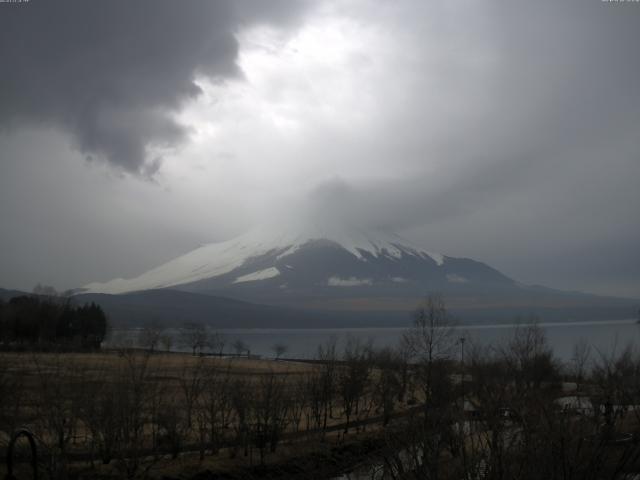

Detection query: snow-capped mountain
xmin=84 ymin=224 xmax=446 ymax=294
xmin=83 ymin=222 xmax=517 ymax=310
xmin=79 ymin=222 xmax=636 ymax=325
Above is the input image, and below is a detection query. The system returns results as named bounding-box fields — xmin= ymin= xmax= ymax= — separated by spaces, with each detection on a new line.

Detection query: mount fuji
xmin=78 ymin=222 xmax=636 ymax=326
xmin=82 ymin=222 xmax=515 ymax=304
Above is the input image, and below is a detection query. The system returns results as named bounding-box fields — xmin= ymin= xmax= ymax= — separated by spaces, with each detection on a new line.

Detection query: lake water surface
xmin=112 ymin=318 xmax=640 ymax=362
xmin=218 ymin=319 xmax=639 ymax=362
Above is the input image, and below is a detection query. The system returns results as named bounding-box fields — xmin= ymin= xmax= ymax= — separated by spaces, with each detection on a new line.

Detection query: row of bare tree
xmin=374 ymin=296 xmax=640 ymax=480
xmin=129 ymin=322 xmax=287 ymax=359
xmin=2 ymin=295 xmax=640 ymax=479
xmin=0 ymin=336 xmax=414 ymax=479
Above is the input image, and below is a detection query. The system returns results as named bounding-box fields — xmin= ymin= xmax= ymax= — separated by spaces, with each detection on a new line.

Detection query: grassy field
xmin=0 ymin=349 xmax=405 ymax=479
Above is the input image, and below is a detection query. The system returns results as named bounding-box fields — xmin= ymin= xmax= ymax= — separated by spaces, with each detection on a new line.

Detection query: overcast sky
xmin=0 ymin=0 xmax=638 ymax=298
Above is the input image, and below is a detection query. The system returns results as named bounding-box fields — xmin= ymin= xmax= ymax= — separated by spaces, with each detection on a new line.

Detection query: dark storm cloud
xmin=0 ymin=0 xmax=306 ymax=175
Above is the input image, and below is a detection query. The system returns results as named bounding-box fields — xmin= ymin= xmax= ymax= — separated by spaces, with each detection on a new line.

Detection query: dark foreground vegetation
xmin=1 ymin=295 xmax=640 ymax=479
xmin=0 ymin=290 xmax=108 ymax=350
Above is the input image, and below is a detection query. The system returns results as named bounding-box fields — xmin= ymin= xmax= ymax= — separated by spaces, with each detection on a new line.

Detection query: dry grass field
xmin=0 ymin=349 xmax=406 ymax=479
xmin=4 ymin=323 xmax=639 ymax=480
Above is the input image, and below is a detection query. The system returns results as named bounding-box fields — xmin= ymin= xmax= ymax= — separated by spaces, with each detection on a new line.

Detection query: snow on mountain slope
xmin=82 ymin=223 xmax=445 ymax=295
xmin=233 ymin=267 xmax=281 ymax=284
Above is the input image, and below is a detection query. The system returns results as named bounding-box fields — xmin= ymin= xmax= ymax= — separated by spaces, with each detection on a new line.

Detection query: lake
xmin=110 ymin=318 xmax=640 ymax=363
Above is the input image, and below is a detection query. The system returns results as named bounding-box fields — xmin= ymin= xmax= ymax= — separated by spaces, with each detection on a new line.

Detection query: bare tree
xmin=138 ymin=322 xmax=162 ymax=353
xmin=249 ymin=370 xmax=290 ymax=464
xmin=78 ymin=362 xmax=122 ymax=465
xmin=271 ymin=342 xmax=288 ymax=360
xmin=569 ymin=338 xmax=592 ymax=389
xmin=199 ymin=364 xmax=234 ymax=455
xmin=178 ymin=357 xmax=206 ymax=429
xmin=372 ymin=347 xmax=401 ymax=426
xmin=159 ymin=333 xmax=173 ymax=352
xmin=591 ymin=343 xmax=639 ymax=425
xmin=394 ymin=336 xmax=413 ymax=403
xmin=462 ymin=338 xmax=640 ymax=480
xmin=31 ymin=353 xmax=84 ymax=478
xmin=466 ymin=343 xmax=518 ymax=479
xmin=404 ymin=294 xmax=456 ymax=408
xmin=181 ymin=322 xmax=209 ymax=356
xmin=209 ymin=331 xmax=226 ymax=356
xmin=500 ymin=322 xmax=559 ymax=394
xmin=0 ymin=353 xmax=24 ymax=441
xmin=404 ymin=293 xmax=456 ymax=363
xmin=155 ymin=394 xmax=187 ymax=459
xmin=232 ymin=339 xmax=248 ymax=357
xmin=371 ymin=295 xmax=462 ymax=479
xmin=230 ymin=377 xmax=251 ymax=458
xmin=288 ymin=373 xmax=309 ymax=433
xmin=339 ymin=336 xmax=371 ymax=433
xmin=316 ymin=336 xmax=338 ymax=432
xmin=113 ymin=350 xmax=156 ymax=479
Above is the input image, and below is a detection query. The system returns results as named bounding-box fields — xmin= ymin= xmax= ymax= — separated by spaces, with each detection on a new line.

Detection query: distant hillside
xmin=3 ymin=286 xmax=637 ymax=329
xmin=76 ymin=289 xmax=638 ymax=329
xmin=0 ymin=288 xmax=28 ymax=301
xmin=74 ymin=289 xmax=412 ymax=329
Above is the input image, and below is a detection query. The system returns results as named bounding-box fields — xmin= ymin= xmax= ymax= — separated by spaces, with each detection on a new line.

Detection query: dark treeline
xmin=0 ymin=294 xmax=108 ymax=349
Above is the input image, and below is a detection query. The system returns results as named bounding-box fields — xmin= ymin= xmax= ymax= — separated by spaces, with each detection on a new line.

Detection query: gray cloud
xmin=275 ymin=1 xmax=640 ymax=296
xmin=0 ymin=0 xmax=306 ymax=175
xmin=0 ymin=0 xmax=638 ymax=299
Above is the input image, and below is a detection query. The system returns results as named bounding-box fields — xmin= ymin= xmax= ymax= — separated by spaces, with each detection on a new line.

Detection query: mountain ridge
xmin=82 ymin=224 xmax=448 ymax=295
xmin=75 ymin=224 xmax=639 ymax=324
